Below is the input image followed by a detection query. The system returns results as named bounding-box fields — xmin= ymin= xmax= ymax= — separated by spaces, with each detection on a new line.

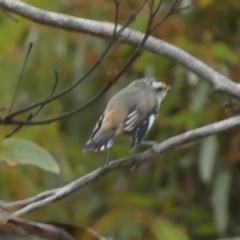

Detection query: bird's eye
xmin=156 ymin=87 xmax=163 ymax=92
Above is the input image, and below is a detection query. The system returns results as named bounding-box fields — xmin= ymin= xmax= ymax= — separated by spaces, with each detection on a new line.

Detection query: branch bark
xmin=0 ymin=0 xmax=240 ymax=99
xmin=1 ymin=2 xmax=240 ymax=237
xmin=1 ymin=115 xmax=240 ymax=216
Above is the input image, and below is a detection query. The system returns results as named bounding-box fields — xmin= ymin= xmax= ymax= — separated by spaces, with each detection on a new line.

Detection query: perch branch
xmin=1 ymin=115 xmax=240 ymax=215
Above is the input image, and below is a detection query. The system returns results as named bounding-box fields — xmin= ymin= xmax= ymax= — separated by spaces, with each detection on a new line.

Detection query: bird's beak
xmin=162 ymin=82 xmax=171 ymax=92
xmin=166 ymin=85 xmax=171 ymax=92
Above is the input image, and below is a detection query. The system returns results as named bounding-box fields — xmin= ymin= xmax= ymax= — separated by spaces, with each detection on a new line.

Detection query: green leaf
xmin=212 ymin=166 xmax=231 ymax=235
xmin=0 ymin=137 xmax=59 ymax=174
xmin=199 ymin=135 xmax=218 ymax=183
xmin=190 ymin=82 xmax=210 ymax=111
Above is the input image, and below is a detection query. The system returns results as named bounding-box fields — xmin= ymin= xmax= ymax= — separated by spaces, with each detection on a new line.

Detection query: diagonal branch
xmin=0 ymin=0 xmax=239 ymax=99
xmin=1 ymin=115 xmax=240 ymax=216
xmin=0 ymin=0 xmax=147 ymax=126
xmin=0 ymin=0 xmax=125 ymax=122
xmin=5 ymin=70 xmax=59 ymax=137
xmin=2 ymin=82 xmax=113 ymax=125
xmin=149 ymin=0 xmax=190 ymax=32
xmin=1 ymin=0 xmax=171 ymax=126
xmin=8 ymin=43 xmax=33 ymax=114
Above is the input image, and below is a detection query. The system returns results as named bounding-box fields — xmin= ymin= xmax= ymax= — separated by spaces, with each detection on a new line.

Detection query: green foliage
xmin=1 ymin=0 xmax=240 ymax=239
xmin=212 ymin=165 xmax=232 ymax=235
xmin=211 ymin=42 xmax=238 ymax=65
xmin=0 ymin=138 xmax=59 ymax=173
xmin=199 ymin=135 xmax=218 ymax=183
xmin=152 ymin=219 xmax=190 ymax=240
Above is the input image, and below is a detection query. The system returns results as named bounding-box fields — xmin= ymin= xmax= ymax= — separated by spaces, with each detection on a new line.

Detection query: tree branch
xmin=5 ymin=70 xmax=59 ymax=137
xmin=0 ymin=0 xmax=239 ymax=99
xmin=0 ymin=0 xmax=174 ymax=126
xmin=1 ymin=115 xmax=240 ymax=216
xmin=0 ymin=0 xmax=148 ymax=126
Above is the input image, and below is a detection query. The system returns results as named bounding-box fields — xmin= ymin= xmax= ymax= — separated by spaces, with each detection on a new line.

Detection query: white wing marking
xmin=100 ymin=146 xmax=105 ymax=151
xmin=124 ymin=110 xmax=139 ymax=131
xmin=147 ymin=114 xmax=155 ymax=132
xmin=107 ymin=139 xmax=113 ymax=148
xmin=91 ymin=114 xmax=104 ymax=139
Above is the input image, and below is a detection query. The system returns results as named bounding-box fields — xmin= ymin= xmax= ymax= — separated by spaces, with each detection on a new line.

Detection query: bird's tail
xmin=83 ymin=130 xmax=116 ymax=152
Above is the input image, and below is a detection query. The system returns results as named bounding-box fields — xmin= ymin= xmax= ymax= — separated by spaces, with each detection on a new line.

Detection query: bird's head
xmin=139 ymin=77 xmax=171 ymax=101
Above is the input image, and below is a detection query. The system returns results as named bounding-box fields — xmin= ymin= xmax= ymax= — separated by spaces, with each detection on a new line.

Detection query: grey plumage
xmin=83 ymin=77 xmax=170 ymax=152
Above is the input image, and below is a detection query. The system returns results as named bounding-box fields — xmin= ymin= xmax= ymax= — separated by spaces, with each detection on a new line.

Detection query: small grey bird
xmin=83 ymin=77 xmax=170 ymax=152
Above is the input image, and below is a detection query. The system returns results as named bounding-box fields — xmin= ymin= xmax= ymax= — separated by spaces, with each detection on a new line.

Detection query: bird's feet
xmin=101 ymin=148 xmax=113 ymax=168
xmin=140 ymin=140 xmax=158 ymax=147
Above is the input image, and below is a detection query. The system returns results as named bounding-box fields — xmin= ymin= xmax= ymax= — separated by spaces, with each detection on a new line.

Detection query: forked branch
xmin=0 ymin=0 xmax=178 ymax=126
xmin=0 ymin=0 xmax=239 ymax=100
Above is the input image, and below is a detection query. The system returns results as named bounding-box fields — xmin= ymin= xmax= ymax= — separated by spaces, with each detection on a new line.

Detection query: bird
xmin=83 ymin=77 xmax=170 ymax=152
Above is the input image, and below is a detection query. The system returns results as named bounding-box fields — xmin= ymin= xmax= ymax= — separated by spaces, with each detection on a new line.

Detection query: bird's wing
xmin=84 ymin=130 xmax=115 ymax=152
xmin=83 ymin=113 xmax=116 ymax=152
xmin=131 ymin=106 xmax=158 ymax=150
xmin=89 ymin=113 xmax=105 ymax=139
xmin=124 ymin=107 xmax=140 ymax=132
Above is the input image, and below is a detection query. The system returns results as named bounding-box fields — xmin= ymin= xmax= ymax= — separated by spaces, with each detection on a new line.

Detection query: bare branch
xmin=4 ymin=114 xmax=31 ymax=138
xmin=30 ymin=70 xmax=59 ymax=117
xmin=2 ymin=82 xmax=112 ymax=125
xmin=2 ymin=34 xmax=114 ymax=124
xmin=0 ymin=0 xmax=154 ymax=126
xmin=4 ymin=70 xmax=59 ymax=137
xmin=149 ymin=0 xmax=190 ymax=32
xmin=1 ymin=115 xmax=240 ymax=215
xmin=0 ymin=189 xmax=57 ymax=212
xmin=117 ymin=0 xmax=147 ymax=35
xmin=110 ymin=0 xmax=160 ymax=81
xmin=1 ymin=1 xmax=123 ymax=122
xmin=0 ymin=0 xmax=146 ymax=126
xmin=0 ymin=0 xmax=239 ymax=100
xmin=8 ymin=42 xmax=33 ymax=114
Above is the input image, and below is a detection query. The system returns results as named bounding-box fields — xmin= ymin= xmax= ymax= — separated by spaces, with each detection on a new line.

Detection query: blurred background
xmin=0 ymin=0 xmax=240 ymax=239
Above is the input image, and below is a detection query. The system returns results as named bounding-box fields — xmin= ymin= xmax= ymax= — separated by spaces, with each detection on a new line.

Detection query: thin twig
xmin=2 ymin=11 xmax=118 ymax=122
xmin=31 ymin=70 xmax=59 ymax=117
xmin=1 ymin=1 xmax=143 ymax=126
xmin=2 ymin=82 xmax=112 ymax=125
xmin=8 ymin=43 xmax=33 ymax=114
xmin=1 ymin=1 xmax=149 ymax=126
xmin=1 ymin=0 xmax=184 ymax=126
xmin=113 ymin=0 xmax=120 ymax=35
xmin=4 ymin=71 xmax=59 ymax=138
xmin=0 ymin=0 xmax=238 ymax=99
xmin=4 ymin=115 xmax=31 ymax=138
xmin=150 ymin=0 xmax=190 ymax=32
xmin=117 ymin=0 xmax=147 ymax=35
xmin=110 ymin=0 xmax=167 ymax=81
